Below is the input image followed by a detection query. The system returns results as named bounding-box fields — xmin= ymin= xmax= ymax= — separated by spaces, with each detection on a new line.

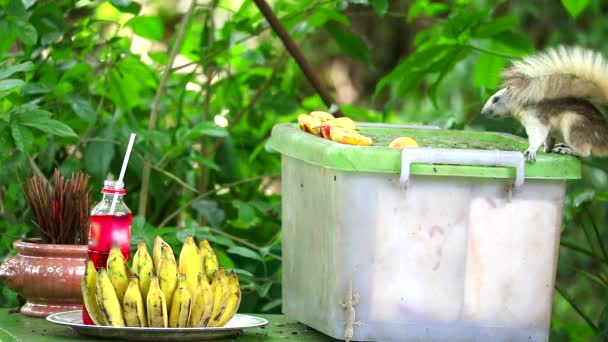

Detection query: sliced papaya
xmin=329 ymin=127 xmax=372 ymax=146
xmin=389 ymin=137 xmax=418 ymax=148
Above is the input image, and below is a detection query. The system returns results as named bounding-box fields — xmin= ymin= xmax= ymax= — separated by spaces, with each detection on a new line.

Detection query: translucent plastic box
xmin=268 ymin=123 xmax=580 ymax=342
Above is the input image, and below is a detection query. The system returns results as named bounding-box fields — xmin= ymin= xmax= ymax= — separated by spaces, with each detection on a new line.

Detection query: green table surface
xmin=0 ymin=309 xmax=335 ymax=342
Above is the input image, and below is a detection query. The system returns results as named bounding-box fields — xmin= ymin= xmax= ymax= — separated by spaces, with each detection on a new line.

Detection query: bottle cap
xmin=102 ymin=180 xmax=126 ymax=194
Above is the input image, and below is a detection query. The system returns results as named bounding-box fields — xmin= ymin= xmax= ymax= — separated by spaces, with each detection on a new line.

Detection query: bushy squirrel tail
xmin=501 ymin=46 xmax=608 ymax=106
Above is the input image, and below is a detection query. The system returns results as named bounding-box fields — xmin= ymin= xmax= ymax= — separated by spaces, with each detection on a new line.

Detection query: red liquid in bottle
xmin=87 ymin=214 xmax=133 ymax=268
xmin=83 ymin=181 xmax=132 ymax=325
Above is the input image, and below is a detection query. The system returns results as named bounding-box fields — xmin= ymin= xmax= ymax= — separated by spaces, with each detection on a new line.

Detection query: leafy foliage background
xmin=0 ymin=0 xmax=607 ymax=340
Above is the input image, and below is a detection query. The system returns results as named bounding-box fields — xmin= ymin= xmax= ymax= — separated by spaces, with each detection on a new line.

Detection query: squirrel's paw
xmin=524 ymin=149 xmax=536 ymax=163
xmin=552 ymin=145 xmax=578 ymax=156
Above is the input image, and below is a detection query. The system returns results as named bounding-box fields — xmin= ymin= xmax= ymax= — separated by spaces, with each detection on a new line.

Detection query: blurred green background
xmin=1 ymin=0 xmax=607 ymax=340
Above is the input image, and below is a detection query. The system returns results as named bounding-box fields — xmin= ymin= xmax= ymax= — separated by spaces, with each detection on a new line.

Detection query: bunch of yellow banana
xmin=81 ymin=235 xmax=241 ymax=329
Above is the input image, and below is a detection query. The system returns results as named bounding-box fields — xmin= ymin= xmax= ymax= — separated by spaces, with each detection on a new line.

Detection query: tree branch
xmin=139 ymin=0 xmax=198 ymax=217
xmin=158 ymin=174 xmax=277 ymax=228
xmin=208 ymin=227 xmax=282 ymax=261
xmin=253 ymin=0 xmax=341 ymax=116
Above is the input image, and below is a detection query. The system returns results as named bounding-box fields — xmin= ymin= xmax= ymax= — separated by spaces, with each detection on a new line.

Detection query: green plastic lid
xmin=268 ymin=123 xmax=581 ymax=180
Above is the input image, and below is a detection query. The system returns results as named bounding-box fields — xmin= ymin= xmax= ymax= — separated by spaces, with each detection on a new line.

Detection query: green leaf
xmin=370 ymin=0 xmax=388 ymax=16
xmin=148 ymin=51 xmax=168 ymax=65
xmin=202 ymin=234 xmax=235 ymax=248
xmin=428 ymin=47 xmax=470 ymax=107
xmin=491 ymin=31 xmax=534 ymax=56
xmin=308 ymin=7 xmax=351 ymax=27
xmin=0 ymin=120 xmax=10 ymax=151
xmin=599 ymin=305 xmax=608 ymax=340
xmin=188 ymin=121 xmax=228 ymax=138
xmin=326 ymin=21 xmax=370 ymax=64
xmin=110 ymin=0 xmax=132 ymax=6
xmin=15 ymin=20 xmax=37 ymax=45
xmin=576 ymin=269 xmax=608 ymax=289
xmin=473 ymin=16 xmax=518 ymax=38
xmin=407 ymin=0 xmax=449 ymax=22
xmin=6 ymin=0 xmax=26 ymax=17
xmin=21 ymin=117 xmax=77 ymax=137
xmin=0 ymin=21 xmax=16 ymax=58
xmin=85 ymin=130 xmax=115 ymax=183
xmin=473 ymin=53 xmax=505 ymax=89
xmin=443 ymin=10 xmax=484 ymax=39
xmin=67 ymin=95 xmax=96 ymax=123
xmin=192 ymin=200 xmax=225 ymax=227
xmin=374 ymin=44 xmax=458 ymax=98
xmin=30 ymin=2 xmax=64 ymax=45
xmin=125 ymin=16 xmax=164 ymax=41
xmin=22 ymin=0 xmax=36 ymax=9
xmin=0 ymin=79 xmax=24 ymax=92
xmin=11 ymin=105 xmax=51 ymax=124
xmin=190 ymin=156 xmax=221 ymax=172
xmin=175 ymin=226 xmax=211 ymax=242
xmin=61 ymin=63 xmax=93 ymax=81
xmin=107 ymin=67 xmax=142 ymax=111
xmin=230 ymin=200 xmax=259 ymax=229
xmin=215 ymin=249 xmax=234 ymax=269
xmin=233 ymin=268 xmax=254 ymax=279
xmin=226 ymin=246 xmax=261 ymax=260
xmin=260 ymin=298 xmax=282 ymax=312
xmin=22 ymin=82 xmax=53 ymax=95
xmin=110 ymin=0 xmax=141 ymax=15
xmin=595 ymin=192 xmax=608 ymax=202
xmin=0 ymin=62 xmax=34 ymax=80
xmin=10 ymin=123 xmax=33 ymax=152
xmin=573 ymin=189 xmax=595 ymax=207
xmin=561 ymin=0 xmax=590 ymax=17
xmin=257 ymin=282 xmax=272 ymax=298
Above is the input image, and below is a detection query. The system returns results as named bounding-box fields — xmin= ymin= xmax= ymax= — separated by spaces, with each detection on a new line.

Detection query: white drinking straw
xmin=109 ymin=133 xmax=136 ymax=215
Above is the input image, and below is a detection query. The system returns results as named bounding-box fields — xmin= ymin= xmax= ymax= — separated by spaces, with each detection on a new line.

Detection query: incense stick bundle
xmin=24 ymin=169 xmax=91 ymax=244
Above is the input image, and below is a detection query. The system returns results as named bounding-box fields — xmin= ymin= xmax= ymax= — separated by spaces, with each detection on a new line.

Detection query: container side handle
xmin=400 ymin=148 xmax=525 ymax=190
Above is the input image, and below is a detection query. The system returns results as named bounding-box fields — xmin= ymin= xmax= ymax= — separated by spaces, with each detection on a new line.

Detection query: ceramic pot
xmin=0 ymin=238 xmax=87 ymax=317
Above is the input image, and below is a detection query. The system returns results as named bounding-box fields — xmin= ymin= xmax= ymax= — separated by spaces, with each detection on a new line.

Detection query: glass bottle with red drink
xmin=83 ymin=180 xmax=133 ymax=325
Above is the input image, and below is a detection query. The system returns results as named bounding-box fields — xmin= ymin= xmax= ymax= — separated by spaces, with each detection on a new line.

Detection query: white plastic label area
xmin=280 ymin=147 xmax=566 ymax=342
xmin=400 ymin=148 xmax=525 ymax=190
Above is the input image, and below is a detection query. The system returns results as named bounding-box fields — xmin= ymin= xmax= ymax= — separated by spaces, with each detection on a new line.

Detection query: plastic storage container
xmin=268 ymin=123 xmax=580 ymax=342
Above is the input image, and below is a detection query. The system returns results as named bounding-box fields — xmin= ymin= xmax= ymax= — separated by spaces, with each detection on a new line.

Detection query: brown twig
xmin=139 ymin=0 xmax=198 ymax=217
xmin=170 ymin=0 xmax=335 ymax=72
xmin=252 ymin=0 xmax=342 ymax=116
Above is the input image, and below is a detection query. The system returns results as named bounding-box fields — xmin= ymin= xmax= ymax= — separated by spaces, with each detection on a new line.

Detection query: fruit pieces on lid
xmin=297 ymin=111 xmax=372 ymax=146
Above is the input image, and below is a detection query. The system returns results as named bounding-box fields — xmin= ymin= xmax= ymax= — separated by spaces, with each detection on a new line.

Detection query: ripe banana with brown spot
xmin=188 ymin=272 xmax=214 ymax=327
xmin=132 ymin=241 xmax=154 ymax=300
xmin=158 ymin=245 xmax=178 ymax=313
xmin=199 ymin=240 xmax=219 ymax=282
xmin=207 ymin=268 xmax=229 ymax=327
xmin=123 ymin=275 xmax=147 ymax=327
xmin=81 ymin=259 xmax=107 ymax=326
xmin=153 ymin=235 xmax=175 ymax=271
xmin=106 ymin=246 xmax=130 ymax=304
xmin=169 ymin=274 xmax=192 ymax=328
xmin=146 ymin=276 xmax=168 ymax=328
xmin=178 ymin=236 xmax=202 ymax=293
xmin=95 ymin=268 xmax=126 ymax=327
xmin=214 ymin=272 xmax=241 ymax=327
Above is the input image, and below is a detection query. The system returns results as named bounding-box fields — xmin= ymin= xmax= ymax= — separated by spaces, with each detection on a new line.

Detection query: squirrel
xmin=481 ymin=45 xmax=608 ymax=162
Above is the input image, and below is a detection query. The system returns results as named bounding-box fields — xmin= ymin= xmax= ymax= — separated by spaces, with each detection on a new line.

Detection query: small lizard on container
xmin=340 ymin=278 xmax=361 ymax=342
